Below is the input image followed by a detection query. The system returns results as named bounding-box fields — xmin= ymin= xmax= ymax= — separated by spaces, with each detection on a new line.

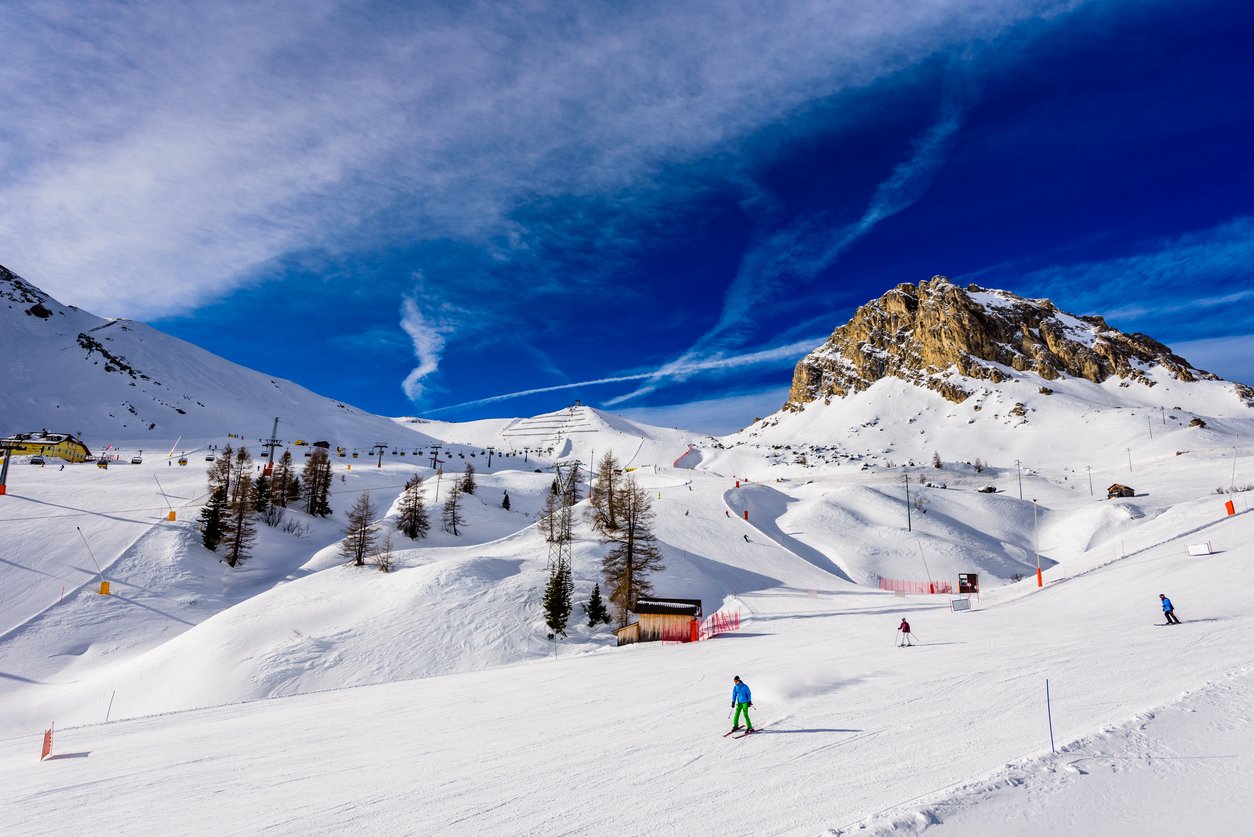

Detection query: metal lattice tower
xmin=547 ymin=459 xmax=583 ymax=571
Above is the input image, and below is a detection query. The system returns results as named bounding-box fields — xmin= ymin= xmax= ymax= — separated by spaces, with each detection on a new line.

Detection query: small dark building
xmin=1107 ymin=483 xmax=1135 ymax=499
xmin=614 ymin=597 xmax=703 ymax=646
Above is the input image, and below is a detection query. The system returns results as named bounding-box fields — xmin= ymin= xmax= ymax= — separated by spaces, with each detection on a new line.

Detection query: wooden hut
xmin=1107 ymin=483 xmax=1135 ymax=499
xmin=613 ymin=597 xmax=703 ymax=646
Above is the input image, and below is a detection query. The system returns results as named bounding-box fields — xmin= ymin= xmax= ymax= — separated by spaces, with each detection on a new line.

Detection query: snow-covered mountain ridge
xmin=0 ymin=263 xmax=424 ymax=447
xmin=787 ymin=275 xmax=1254 ymax=409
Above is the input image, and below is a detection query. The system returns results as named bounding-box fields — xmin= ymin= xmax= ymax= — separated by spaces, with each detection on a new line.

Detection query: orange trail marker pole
xmin=41 ymin=723 xmax=53 ymax=761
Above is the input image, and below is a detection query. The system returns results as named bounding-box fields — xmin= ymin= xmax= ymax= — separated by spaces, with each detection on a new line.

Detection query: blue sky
xmin=3 ymin=0 xmax=1252 ymax=433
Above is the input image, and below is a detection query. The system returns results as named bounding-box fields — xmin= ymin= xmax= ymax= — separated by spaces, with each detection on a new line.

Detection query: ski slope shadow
xmin=670 ymin=549 xmax=787 ymax=599
xmin=723 ymin=485 xmax=854 ymax=582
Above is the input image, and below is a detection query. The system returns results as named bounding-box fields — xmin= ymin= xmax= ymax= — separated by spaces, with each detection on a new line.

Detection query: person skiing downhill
xmin=730 ymin=676 xmax=754 ymax=734
xmin=1160 ymin=594 xmax=1181 ymax=625
xmin=898 ymin=618 xmax=912 ymax=646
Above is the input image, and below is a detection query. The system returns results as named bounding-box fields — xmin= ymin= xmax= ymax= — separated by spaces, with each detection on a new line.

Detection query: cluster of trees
xmin=200 ymin=449 xmax=480 ymax=571
xmin=199 ymin=445 xmax=336 ymax=567
xmin=541 ymin=451 xmax=663 ymax=639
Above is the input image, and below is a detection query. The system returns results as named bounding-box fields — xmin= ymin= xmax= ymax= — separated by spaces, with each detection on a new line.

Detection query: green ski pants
xmin=733 ymin=702 xmax=753 ymax=730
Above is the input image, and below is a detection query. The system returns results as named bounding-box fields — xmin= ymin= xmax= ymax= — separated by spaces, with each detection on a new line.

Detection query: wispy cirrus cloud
xmin=400 ymin=295 xmax=449 ymax=402
xmin=993 ymin=215 xmax=1254 ymax=334
xmin=426 ymin=337 xmax=822 ymax=415
xmin=1 ymin=1 xmax=1085 ymax=384
xmin=607 ymin=80 xmax=969 ymax=406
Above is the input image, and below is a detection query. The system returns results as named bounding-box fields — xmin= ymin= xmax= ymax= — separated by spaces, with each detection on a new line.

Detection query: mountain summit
xmin=786 ymin=276 xmax=1241 ymax=409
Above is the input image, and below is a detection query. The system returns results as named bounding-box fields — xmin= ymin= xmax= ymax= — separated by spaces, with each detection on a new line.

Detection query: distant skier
xmin=730 ymin=675 xmax=754 ymax=734
xmin=725 ymin=510 xmax=730 ymax=518
xmin=1160 ymin=594 xmax=1181 ymax=625
xmin=898 ymin=618 xmax=913 ymax=647
xmin=743 ymin=534 xmax=749 ymax=543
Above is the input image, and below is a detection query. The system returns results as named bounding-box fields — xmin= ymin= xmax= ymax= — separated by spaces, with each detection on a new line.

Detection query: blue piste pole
xmin=1046 ymin=678 xmax=1056 ymax=753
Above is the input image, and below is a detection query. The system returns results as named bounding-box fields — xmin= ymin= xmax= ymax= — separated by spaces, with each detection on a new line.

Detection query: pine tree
xmin=590 ymin=451 xmax=622 ymax=533
xmin=600 ymin=479 xmax=665 ymax=626
xmin=341 ymin=492 xmax=377 ymax=567
xmin=932 ymin=450 xmax=943 ymax=469
xmin=543 ymin=562 xmax=573 ymax=638
xmin=460 ymin=462 xmax=476 ymax=495
xmin=397 ymin=474 xmax=429 ymax=540
xmin=442 ymin=482 xmax=465 ymax=535
xmin=501 ymin=490 xmax=511 ymax=511
xmin=200 ymin=484 xmax=227 ymax=551
xmin=271 ymin=450 xmax=298 ymax=508
xmin=208 ymin=443 xmax=233 ymax=495
xmin=564 ymin=462 xmax=582 ymax=506
xmin=583 ymin=582 xmax=611 ymax=627
xmin=538 ymin=490 xmax=560 ymax=542
xmin=252 ymin=473 xmax=270 ymax=514
xmin=221 ymin=446 xmax=257 ymax=568
xmin=303 ymin=448 xmax=333 ymax=517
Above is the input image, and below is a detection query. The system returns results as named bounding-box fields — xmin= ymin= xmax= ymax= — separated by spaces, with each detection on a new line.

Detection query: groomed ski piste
xmin=2 ymin=395 xmax=1253 ymax=835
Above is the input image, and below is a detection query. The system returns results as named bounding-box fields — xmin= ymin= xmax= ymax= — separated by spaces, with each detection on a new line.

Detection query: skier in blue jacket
xmin=730 ymin=675 xmax=754 ymax=733
xmin=1160 ymin=594 xmax=1181 ymax=625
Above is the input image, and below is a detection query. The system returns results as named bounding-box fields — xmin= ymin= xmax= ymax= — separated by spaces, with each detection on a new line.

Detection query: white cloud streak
xmin=606 ymin=85 xmax=967 ymax=406
xmin=400 ymin=296 xmax=447 ymax=401
xmin=1 ymin=1 xmax=1080 ymax=319
xmin=426 ymin=337 xmax=821 ymax=414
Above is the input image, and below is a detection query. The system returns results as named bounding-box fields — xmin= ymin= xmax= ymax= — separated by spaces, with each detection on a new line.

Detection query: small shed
xmin=1107 ymin=483 xmax=1135 ymax=499
xmin=614 ymin=597 xmax=703 ymax=646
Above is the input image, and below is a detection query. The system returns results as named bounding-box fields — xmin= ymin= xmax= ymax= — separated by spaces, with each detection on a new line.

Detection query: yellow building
xmin=0 ymin=431 xmax=93 ymax=463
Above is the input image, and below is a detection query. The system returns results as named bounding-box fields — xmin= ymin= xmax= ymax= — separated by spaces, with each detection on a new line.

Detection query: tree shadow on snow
xmin=109 ymin=593 xmax=195 ymax=626
xmin=44 ymin=752 xmax=91 ymax=760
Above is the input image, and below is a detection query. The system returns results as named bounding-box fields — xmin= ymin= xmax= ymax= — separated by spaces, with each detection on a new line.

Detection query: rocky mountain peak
xmin=786 ymin=276 xmax=1225 ymax=409
xmin=1 ymin=263 xmax=59 ymax=318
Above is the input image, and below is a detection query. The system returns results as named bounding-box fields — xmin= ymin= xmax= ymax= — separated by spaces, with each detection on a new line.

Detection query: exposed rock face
xmin=787 ymin=276 xmax=1220 ymax=408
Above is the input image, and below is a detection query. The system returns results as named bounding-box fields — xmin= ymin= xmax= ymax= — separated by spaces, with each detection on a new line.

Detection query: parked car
xmin=30 ymin=456 xmax=46 ymax=465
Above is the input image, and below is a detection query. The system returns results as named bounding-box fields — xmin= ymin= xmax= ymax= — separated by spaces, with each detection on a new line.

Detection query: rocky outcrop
xmin=787 ymin=276 xmax=1217 ymax=408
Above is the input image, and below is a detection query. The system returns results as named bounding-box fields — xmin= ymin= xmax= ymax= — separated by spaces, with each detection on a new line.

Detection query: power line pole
xmin=261 ymin=417 xmax=281 ymax=473
xmin=1015 ymin=459 xmax=1023 ymax=499
xmin=428 ymin=444 xmax=442 ymax=469
xmin=372 ymin=442 xmax=387 ymax=469
xmin=1126 ymin=447 xmax=1132 ymax=473
xmin=1086 ymin=465 xmax=1093 ymax=497
xmin=904 ymin=472 xmax=912 ymax=532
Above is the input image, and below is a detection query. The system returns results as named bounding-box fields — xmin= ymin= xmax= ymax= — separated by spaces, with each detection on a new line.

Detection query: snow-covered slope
xmin=3 ymin=267 xmax=1254 ymax=833
xmin=0 ymin=264 xmax=430 ymax=448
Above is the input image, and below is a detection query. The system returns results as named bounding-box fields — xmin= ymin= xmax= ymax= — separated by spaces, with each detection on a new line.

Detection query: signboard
xmin=951 ymin=597 xmax=972 ymax=612
xmin=1186 ymin=542 xmax=1213 ymax=556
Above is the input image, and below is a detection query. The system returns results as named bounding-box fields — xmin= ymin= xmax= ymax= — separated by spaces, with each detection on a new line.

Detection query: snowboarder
xmin=730 ymin=675 xmax=754 ymax=734
xmin=1160 ymin=593 xmax=1181 ymax=625
xmin=898 ymin=618 xmax=912 ymax=646
xmin=743 ymin=534 xmax=749 ymax=542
